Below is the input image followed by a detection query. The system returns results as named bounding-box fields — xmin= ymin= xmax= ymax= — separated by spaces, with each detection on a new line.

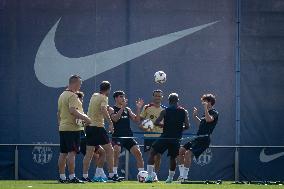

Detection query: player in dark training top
xmin=179 ymin=93 xmax=218 ymax=181
xmin=145 ymin=93 xmax=190 ymax=183
xmin=108 ymin=91 xmax=145 ymax=177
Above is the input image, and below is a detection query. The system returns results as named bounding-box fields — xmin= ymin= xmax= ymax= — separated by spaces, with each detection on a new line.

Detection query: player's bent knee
xmin=185 ymin=150 xmax=192 ymax=158
xmin=103 ymin=143 xmax=114 ymax=152
xmin=150 ymin=148 xmax=158 ymax=157
xmin=179 ymin=147 xmax=186 ymax=155
xmin=97 ymin=147 xmax=105 ymax=156
xmin=132 ymin=146 xmax=143 ymax=158
xmin=155 ymin=153 xmax=161 ymax=158
xmin=86 ymin=146 xmax=95 ymax=155
xmin=113 ymin=145 xmax=121 ymax=152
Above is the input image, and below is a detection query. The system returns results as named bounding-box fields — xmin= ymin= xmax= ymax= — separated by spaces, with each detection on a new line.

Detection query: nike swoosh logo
xmin=259 ymin=148 xmax=284 ymax=163
xmin=34 ymin=18 xmax=219 ymax=88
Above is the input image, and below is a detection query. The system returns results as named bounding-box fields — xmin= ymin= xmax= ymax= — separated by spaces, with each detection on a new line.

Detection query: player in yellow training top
xmin=83 ymin=81 xmax=120 ymax=182
xmin=57 ymin=75 xmax=91 ymax=183
xmin=139 ymin=89 xmax=166 ymax=182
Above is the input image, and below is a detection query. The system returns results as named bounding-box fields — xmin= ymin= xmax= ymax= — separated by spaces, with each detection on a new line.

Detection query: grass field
xmin=0 ymin=181 xmax=283 ymax=189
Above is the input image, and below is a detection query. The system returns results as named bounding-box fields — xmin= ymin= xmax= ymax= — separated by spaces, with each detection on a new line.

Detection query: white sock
xmin=147 ymin=165 xmax=154 ymax=176
xmin=83 ymin=173 xmax=88 ymax=178
xmin=183 ymin=167 xmax=189 ymax=179
xmin=100 ymin=170 xmax=107 ymax=178
xmin=69 ymin=174 xmax=75 ymax=180
xmin=178 ymin=164 xmax=184 ymax=176
xmin=152 ymin=172 xmax=157 ymax=178
xmin=60 ymin=174 xmax=66 ymax=180
xmin=94 ymin=168 xmax=102 ymax=177
xmin=113 ymin=167 xmax=118 ymax=174
xmin=95 ymin=168 xmax=100 ymax=177
xmin=138 ymin=168 xmax=144 ymax=172
xmin=109 ymin=172 xmax=114 ymax=178
xmin=168 ymin=170 xmax=175 ymax=179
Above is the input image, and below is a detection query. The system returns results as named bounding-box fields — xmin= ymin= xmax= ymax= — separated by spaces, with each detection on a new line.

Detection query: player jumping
xmin=178 ymin=94 xmax=218 ymax=181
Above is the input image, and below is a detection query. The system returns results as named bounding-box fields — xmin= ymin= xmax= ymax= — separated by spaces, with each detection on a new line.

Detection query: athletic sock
xmin=178 ymin=164 xmax=184 ymax=177
xmin=97 ymin=168 xmax=105 ymax=178
xmin=152 ymin=172 xmax=157 ymax=178
xmin=83 ymin=174 xmax=88 ymax=179
xmin=113 ymin=167 xmax=118 ymax=174
xmin=147 ymin=165 xmax=154 ymax=177
xmin=183 ymin=167 xmax=189 ymax=179
xmin=60 ymin=174 xmax=66 ymax=180
xmin=168 ymin=170 xmax=175 ymax=180
xmin=95 ymin=168 xmax=100 ymax=177
xmin=109 ymin=172 xmax=114 ymax=178
xmin=101 ymin=171 xmax=107 ymax=178
xmin=69 ymin=174 xmax=75 ymax=180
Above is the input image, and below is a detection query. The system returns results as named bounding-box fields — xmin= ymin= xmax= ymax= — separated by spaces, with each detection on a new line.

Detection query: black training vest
xmin=112 ymin=106 xmax=133 ymax=137
xmin=161 ymin=106 xmax=186 ymax=139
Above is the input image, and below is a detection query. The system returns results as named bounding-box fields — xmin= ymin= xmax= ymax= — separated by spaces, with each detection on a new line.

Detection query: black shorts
xmin=112 ymin=137 xmax=137 ymax=151
xmin=144 ymin=138 xmax=156 ymax=152
xmin=59 ymin=131 xmax=81 ymax=153
xmin=152 ymin=138 xmax=180 ymax=158
xmin=79 ymin=137 xmax=100 ymax=155
xmin=85 ymin=126 xmax=110 ymax=146
xmin=183 ymin=137 xmax=210 ymax=158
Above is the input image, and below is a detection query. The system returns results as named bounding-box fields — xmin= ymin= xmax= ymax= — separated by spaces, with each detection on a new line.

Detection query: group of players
xmin=57 ymin=75 xmax=219 ymax=183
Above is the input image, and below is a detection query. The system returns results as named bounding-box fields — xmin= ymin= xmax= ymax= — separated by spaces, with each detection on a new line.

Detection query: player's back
xmin=58 ymin=90 xmax=81 ymax=131
xmin=87 ymin=93 xmax=108 ymax=127
xmin=162 ymin=106 xmax=186 ymax=139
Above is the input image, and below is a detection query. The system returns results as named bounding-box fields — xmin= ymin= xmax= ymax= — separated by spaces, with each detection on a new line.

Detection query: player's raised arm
xmin=183 ymin=110 xmax=190 ymax=131
xmin=193 ymin=107 xmax=201 ymax=126
xmin=138 ymin=106 xmax=148 ymax=131
xmin=154 ymin=109 xmax=166 ymax=127
xmin=203 ymin=101 xmax=214 ymax=122
xmin=128 ymin=98 xmax=144 ymax=122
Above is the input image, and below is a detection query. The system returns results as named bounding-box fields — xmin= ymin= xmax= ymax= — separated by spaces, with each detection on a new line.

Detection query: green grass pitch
xmin=0 ymin=181 xmax=283 ymax=189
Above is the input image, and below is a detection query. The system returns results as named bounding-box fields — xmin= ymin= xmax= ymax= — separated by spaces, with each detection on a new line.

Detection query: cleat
xmin=152 ymin=172 xmax=159 ymax=182
xmin=81 ymin=177 xmax=92 ymax=182
xmin=100 ymin=177 xmax=108 ymax=182
xmin=145 ymin=175 xmax=153 ymax=183
xmin=113 ymin=174 xmax=125 ymax=181
xmin=177 ymin=175 xmax=183 ymax=181
xmin=165 ymin=177 xmax=173 ymax=183
xmin=92 ymin=177 xmax=106 ymax=183
xmin=107 ymin=175 xmax=120 ymax=182
xmin=58 ymin=178 xmax=68 ymax=183
xmin=69 ymin=177 xmax=84 ymax=183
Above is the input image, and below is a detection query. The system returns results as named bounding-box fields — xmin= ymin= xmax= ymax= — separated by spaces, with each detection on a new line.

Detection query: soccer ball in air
xmin=154 ymin=71 xmax=166 ymax=84
xmin=141 ymin=119 xmax=154 ymax=130
xmin=137 ymin=171 xmax=148 ymax=183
